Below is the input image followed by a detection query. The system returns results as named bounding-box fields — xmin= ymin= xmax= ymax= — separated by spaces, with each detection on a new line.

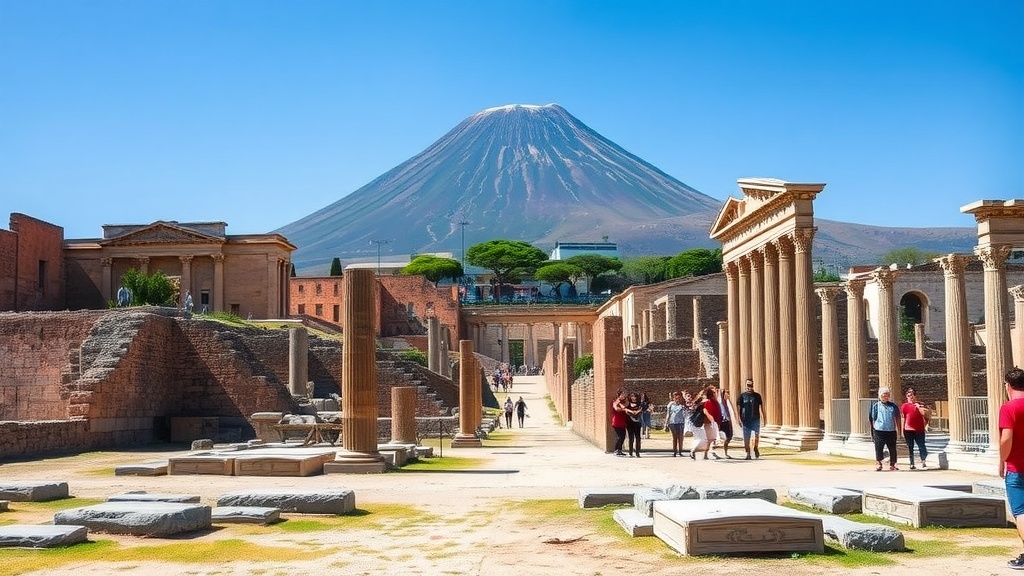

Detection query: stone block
xmin=820 ymin=515 xmax=905 ymax=551
xmin=697 ymin=486 xmax=777 ymax=503
xmin=787 ymin=487 xmax=862 ymax=514
xmin=114 ymin=462 xmax=168 ymax=476
xmin=0 ymin=525 xmax=89 ymax=548
xmin=0 ymin=500 xmax=8 ymax=512
xmin=211 ymin=506 xmax=281 ymax=524
xmin=634 ymin=485 xmax=699 ymax=517
xmin=232 ymin=452 xmax=335 ymax=477
xmin=168 ymin=454 xmax=236 ymax=475
xmin=53 ymin=502 xmax=212 ymax=536
xmin=653 ymin=498 xmax=824 ymax=556
xmin=578 ymin=487 xmax=638 ymax=509
xmin=613 ymin=508 xmax=654 ymax=537
xmin=415 ymin=446 xmax=434 ymax=458
xmin=379 ymin=448 xmax=408 ymax=468
xmin=216 ymin=489 xmax=355 ymax=515
xmin=862 ymin=486 xmax=1007 ymax=528
xmin=191 ymin=439 xmax=215 ymax=450
xmin=107 ymin=491 xmax=201 ymax=503
xmin=973 ymin=479 xmax=1006 ymax=498
xmin=0 ymin=482 xmax=69 ymax=502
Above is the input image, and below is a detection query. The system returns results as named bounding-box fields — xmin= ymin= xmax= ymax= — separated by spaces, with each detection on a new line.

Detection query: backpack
xmin=689 ymin=409 xmax=706 ymax=428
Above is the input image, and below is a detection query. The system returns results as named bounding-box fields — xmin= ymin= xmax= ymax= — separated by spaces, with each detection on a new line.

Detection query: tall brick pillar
xmin=325 ymin=268 xmax=386 ymax=473
xmin=453 ymin=340 xmax=483 ymax=447
xmin=594 ymin=315 xmax=624 ymax=452
xmin=427 ymin=317 xmax=441 ymax=373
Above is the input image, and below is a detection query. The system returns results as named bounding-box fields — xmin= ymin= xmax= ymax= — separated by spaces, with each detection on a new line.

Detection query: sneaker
xmin=745 ymin=454 xmax=752 ymax=461
xmin=689 ymin=452 xmax=696 ymax=460
xmin=875 ymin=463 xmax=883 ymax=471
xmin=889 ymin=465 xmax=899 ymax=471
xmin=712 ymin=453 xmax=721 ymax=460
xmin=614 ymin=451 xmax=625 ymax=457
xmin=909 ymin=465 xmax=916 ymax=470
xmin=754 ymin=448 xmax=760 ymax=459
xmin=1008 ymin=553 xmax=1024 ymax=570
xmin=921 ymin=460 xmax=928 ymax=469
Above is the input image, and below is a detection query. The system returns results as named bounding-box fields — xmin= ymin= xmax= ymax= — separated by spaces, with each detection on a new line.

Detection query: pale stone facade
xmin=65 ymin=221 xmax=294 ymax=319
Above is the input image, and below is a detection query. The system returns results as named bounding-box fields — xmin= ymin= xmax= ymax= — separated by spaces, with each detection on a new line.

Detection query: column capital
xmin=845 ymin=278 xmax=867 ymax=299
xmin=1010 ymin=285 xmax=1024 ymax=302
xmin=771 ymin=235 xmax=793 ymax=259
xmin=815 ymin=285 xmax=843 ymax=304
xmin=179 ymin=255 xmax=194 ymax=264
xmin=724 ymin=260 xmax=739 ymax=280
xmin=100 ymin=257 xmax=113 ymax=267
xmin=762 ymin=240 xmax=778 ymax=260
xmin=717 ymin=320 xmax=728 ymax=331
xmin=935 ymin=253 xmax=970 ymax=278
xmin=136 ymin=256 xmax=150 ymax=265
xmin=737 ymin=255 xmax=751 ymax=275
xmin=791 ymin=227 xmax=816 ymax=253
xmin=211 ymin=253 xmax=226 ymax=263
xmin=976 ymin=244 xmax=1012 ymax=271
xmin=871 ymin=267 xmax=899 ymax=291
xmin=748 ymin=249 xmax=764 ymax=272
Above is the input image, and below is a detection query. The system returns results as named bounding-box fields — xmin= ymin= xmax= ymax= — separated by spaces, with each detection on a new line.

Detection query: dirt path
xmin=0 ymin=376 xmax=1020 ymax=575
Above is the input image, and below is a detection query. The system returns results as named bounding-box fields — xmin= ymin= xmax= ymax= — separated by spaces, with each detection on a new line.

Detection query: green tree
xmin=573 ymin=354 xmax=594 ymax=379
xmin=665 ymin=248 xmax=722 ymax=279
xmin=619 ymin=256 xmax=670 ymax=284
xmin=329 ymin=257 xmax=343 ymax=276
xmin=466 ymin=240 xmax=548 ymax=300
xmin=535 ymin=262 xmax=583 ymax=300
xmin=565 ymin=254 xmax=622 ymax=294
xmin=401 ymin=255 xmax=464 ymax=286
xmin=290 ymin=263 xmax=296 ymax=277
xmin=120 ymin=268 xmax=176 ymax=306
xmin=398 ymin=348 xmax=428 ymax=367
xmin=880 ymin=247 xmax=940 ymax=267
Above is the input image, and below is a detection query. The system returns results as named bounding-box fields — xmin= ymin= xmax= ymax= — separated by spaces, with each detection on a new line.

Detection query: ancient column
xmin=689 ymin=296 xmax=701 ymax=350
xmin=327 ymin=267 xmax=385 ymax=473
xmin=652 ymin=305 xmax=665 ymax=343
xmin=777 ymin=236 xmax=798 ymax=431
xmin=762 ymin=242 xmax=781 ymax=431
xmin=846 ymin=278 xmax=871 ymax=442
xmin=641 ymin=309 xmax=651 ymax=346
xmin=179 ymin=255 xmax=193 ymax=308
xmin=427 ymin=317 xmax=441 ymax=373
xmin=580 ymin=323 xmax=593 ymax=357
xmin=500 ymin=324 xmax=510 ymax=364
xmin=666 ymin=295 xmax=678 ymax=340
xmin=937 ymin=254 xmax=971 ymax=450
xmin=629 ymin=324 xmax=639 ymax=352
xmin=873 ymin=267 xmax=902 ymax=400
xmin=553 ymin=322 xmax=562 ymax=358
xmin=525 ymin=323 xmax=536 ymax=367
xmin=1011 ymin=285 xmax=1024 ymax=368
xmin=593 ymin=316 xmax=624 ymax=452
xmin=979 ymin=244 xmax=1014 ymax=449
xmin=390 ymin=386 xmax=418 ymax=446
xmin=100 ymin=258 xmax=113 ymax=303
xmin=738 ymin=257 xmax=752 ymax=386
xmin=452 ymin=340 xmax=483 ymax=447
xmin=561 ymin=341 xmax=575 ymax=422
xmin=267 ymin=256 xmax=280 ymax=317
xmin=749 ymin=249 xmax=766 ymax=402
xmin=816 ymin=286 xmax=842 ymax=441
xmin=212 ymin=254 xmax=225 ymax=312
xmin=914 ymin=323 xmax=925 ymax=360
xmin=288 ymin=326 xmax=309 ymax=397
xmin=718 ymin=321 xmax=729 ymax=394
xmin=793 ymin=228 xmax=821 ymax=441
xmin=725 ymin=262 xmax=740 ymax=397
xmin=137 ymin=257 xmax=149 ymax=275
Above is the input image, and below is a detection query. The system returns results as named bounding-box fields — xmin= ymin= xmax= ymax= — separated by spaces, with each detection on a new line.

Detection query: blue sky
xmin=1 ymin=1 xmax=1021 ymax=240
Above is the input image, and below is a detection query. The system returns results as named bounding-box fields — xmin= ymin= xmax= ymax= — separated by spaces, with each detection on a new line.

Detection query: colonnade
xmin=464 ymin=320 xmax=593 ymax=366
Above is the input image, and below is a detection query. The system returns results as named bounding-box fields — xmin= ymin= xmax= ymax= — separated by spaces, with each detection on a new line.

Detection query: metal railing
xmin=830 ymin=399 xmax=850 ymax=437
xmin=957 ymin=396 xmax=989 ymax=452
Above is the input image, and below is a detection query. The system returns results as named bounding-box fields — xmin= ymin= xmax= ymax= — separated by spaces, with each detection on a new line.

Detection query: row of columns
xmin=466 ymin=321 xmax=592 ymax=364
xmin=100 ymin=254 xmax=227 ymax=311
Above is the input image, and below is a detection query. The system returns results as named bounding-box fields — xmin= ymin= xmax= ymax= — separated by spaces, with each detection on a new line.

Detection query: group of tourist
xmin=501 ymin=395 xmax=528 ymax=428
xmin=868 ymin=386 xmax=933 ymax=471
xmin=492 ymin=364 xmax=515 ymax=392
xmin=610 ymin=379 xmax=766 ymax=460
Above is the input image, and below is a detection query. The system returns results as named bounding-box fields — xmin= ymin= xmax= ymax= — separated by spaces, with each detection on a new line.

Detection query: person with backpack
xmin=870 ymin=387 xmax=902 ymax=471
xmin=514 ymin=396 xmax=528 ymax=428
xmin=503 ymin=396 xmax=514 ymax=429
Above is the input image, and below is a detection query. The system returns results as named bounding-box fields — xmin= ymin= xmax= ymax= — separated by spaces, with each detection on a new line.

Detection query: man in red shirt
xmin=999 ymin=367 xmax=1024 ymax=570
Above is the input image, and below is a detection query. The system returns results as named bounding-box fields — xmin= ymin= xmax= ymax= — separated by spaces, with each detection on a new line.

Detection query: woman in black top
xmin=625 ymin=392 xmax=644 ymax=457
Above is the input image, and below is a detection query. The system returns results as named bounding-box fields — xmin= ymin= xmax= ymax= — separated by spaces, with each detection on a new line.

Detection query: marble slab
xmin=862 ymin=486 xmax=1007 ymax=528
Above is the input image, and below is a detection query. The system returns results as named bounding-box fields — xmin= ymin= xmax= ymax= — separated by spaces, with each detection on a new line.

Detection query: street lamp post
xmin=497 ymin=337 xmax=503 ymax=362
xmin=370 ymin=239 xmax=390 ymax=276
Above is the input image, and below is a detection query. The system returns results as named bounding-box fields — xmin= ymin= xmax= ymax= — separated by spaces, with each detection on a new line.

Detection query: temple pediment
xmin=100 ymin=222 xmax=224 ymax=246
xmin=709 ymin=197 xmax=744 ymax=240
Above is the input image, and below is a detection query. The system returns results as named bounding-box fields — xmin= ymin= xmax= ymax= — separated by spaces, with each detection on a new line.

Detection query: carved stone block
xmin=863 ymin=486 xmax=1007 ymax=528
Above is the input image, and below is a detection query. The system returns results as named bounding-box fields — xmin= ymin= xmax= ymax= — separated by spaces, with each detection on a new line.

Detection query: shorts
xmin=668 ymin=423 xmax=685 ymax=434
xmin=1006 ymin=471 xmax=1024 ymax=517
xmin=719 ymin=420 xmax=734 ymax=440
xmin=742 ymin=419 xmax=761 ymax=441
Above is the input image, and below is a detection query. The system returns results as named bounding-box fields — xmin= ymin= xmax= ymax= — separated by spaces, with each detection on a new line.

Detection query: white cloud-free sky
xmin=1 ymin=1 xmax=1021 ymax=239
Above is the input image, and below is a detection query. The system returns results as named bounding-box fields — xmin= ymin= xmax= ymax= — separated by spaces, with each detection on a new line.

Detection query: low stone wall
xmin=0 ymin=419 xmax=91 ymax=459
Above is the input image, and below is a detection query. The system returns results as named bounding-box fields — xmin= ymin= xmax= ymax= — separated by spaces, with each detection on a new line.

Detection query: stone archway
xmin=899 ymin=291 xmax=927 ymax=335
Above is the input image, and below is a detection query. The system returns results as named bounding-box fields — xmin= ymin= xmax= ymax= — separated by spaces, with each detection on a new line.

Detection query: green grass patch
xmin=82 ymin=467 xmax=117 ymax=476
xmin=8 ymin=497 xmax=105 ymax=512
xmin=545 ymin=395 xmax=563 ymax=426
xmin=397 ymin=456 xmax=490 ymax=471
xmin=0 ymin=539 xmax=332 ymax=576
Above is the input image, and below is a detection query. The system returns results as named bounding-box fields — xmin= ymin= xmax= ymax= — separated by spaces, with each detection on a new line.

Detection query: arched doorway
xmin=899 ymin=291 xmax=927 ymax=340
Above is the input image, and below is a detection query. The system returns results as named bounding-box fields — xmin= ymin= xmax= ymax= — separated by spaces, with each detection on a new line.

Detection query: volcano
xmin=276 ymin=104 xmax=723 ymax=270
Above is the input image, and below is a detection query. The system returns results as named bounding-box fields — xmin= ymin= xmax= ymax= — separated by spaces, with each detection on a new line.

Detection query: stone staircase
xmin=624 ymin=337 xmax=716 ymax=400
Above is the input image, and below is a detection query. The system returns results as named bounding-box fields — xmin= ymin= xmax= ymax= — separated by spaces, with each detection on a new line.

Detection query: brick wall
xmin=0 ymin=228 xmax=16 ymax=310
xmin=0 ymin=214 xmax=65 ymax=312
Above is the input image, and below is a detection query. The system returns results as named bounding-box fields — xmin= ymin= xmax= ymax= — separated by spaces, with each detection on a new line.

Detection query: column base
xmin=760 ymin=427 xmax=821 ymax=451
xmin=451 ymin=433 xmax=483 ymax=448
xmin=323 ymin=450 xmax=387 ymax=474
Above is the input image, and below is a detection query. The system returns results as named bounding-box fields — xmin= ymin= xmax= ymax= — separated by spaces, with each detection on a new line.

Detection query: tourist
xmin=503 ymin=396 xmax=514 ymax=428
xmin=737 ymin=378 xmax=766 ymax=460
xmin=663 ymin=391 xmax=687 ymax=457
xmin=870 ymin=387 xmax=902 ymax=471
xmin=998 ymin=368 xmax=1024 ymax=570
xmin=611 ymin=389 xmax=628 ymax=457
xmin=624 ymin=392 xmax=643 ymax=457
xmin=682 ymin=390 xmax=699 ymax=457
xmin=514 ymin=396 xmax=528 ymax=428
xmin=639 ymin=392 xmax=653 ymax=439
xmin=690 ymin=387 xmax=720 ymax=460
xmin=718 ymin=389 xmax=737 ymax=459
xmin=901 ymin=387 xmax=930 ymax=469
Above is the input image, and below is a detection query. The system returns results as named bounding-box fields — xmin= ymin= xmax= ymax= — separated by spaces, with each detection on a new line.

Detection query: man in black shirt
xmin=737 ymin=378 xmax=767 ymax=460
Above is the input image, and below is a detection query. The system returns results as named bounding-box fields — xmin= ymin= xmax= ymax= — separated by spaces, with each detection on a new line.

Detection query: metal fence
xmin=957 ymin=396 xmax=989 ymax=451
xmin=830 ymin=398 xmax=850 ymax=437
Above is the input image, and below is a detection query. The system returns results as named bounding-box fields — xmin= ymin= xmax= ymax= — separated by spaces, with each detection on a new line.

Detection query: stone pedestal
xmin=390 ymin=386 xmax=418 ymax=445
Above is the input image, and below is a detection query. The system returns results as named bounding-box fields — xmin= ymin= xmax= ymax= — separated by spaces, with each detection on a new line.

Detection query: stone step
xmin=614 ymin=508 xmax=654 ymax=537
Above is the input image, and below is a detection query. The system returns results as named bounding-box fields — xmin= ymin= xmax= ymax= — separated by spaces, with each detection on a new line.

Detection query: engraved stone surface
xmin=788 ymin=487 xmax=862 ymax=514
xmin=167 ymin=454 xmax=236 ymax=475
xmin=820 ymin=515 xmax=904 ymax=551
xmin=0 ymin=482 xmax=69 ymax=502
xmin=578 ymin=487 xmax=638 ymax=509
xmin=114 ymin=462 xmax=168 ymax=476
xmin=614 ymin=508 xmax=654 ymax=537
xmin=107 ymin=491 xmax=201 ymax=503
xmin=634 ymin=485 xmax=699 ymax=517
xmin=697 ymin=486 xmax=777 ymax=503
xmin=0 ymin=525 xmax=89 ymax=548
xmin=232 ymin=452 xmax=335 ymax=477
xmin=211 ymin=506 xmax=281 ymax=524
xmin=862 ymin=486 xmax=1007 ymax=528
xmin=53 ymin=502 xmax=212 ymax=536
xmin=653 ymin=498 xmax=823 ymax=556
xmin=217 ymin=489 xmax=355 ymax=515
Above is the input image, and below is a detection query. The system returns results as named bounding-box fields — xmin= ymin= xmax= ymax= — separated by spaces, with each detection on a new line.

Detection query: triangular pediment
xmin=709 ymin=197 xmax=744 ymax=239
xmin=101 ymin=222 xmax=224 ymax=247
